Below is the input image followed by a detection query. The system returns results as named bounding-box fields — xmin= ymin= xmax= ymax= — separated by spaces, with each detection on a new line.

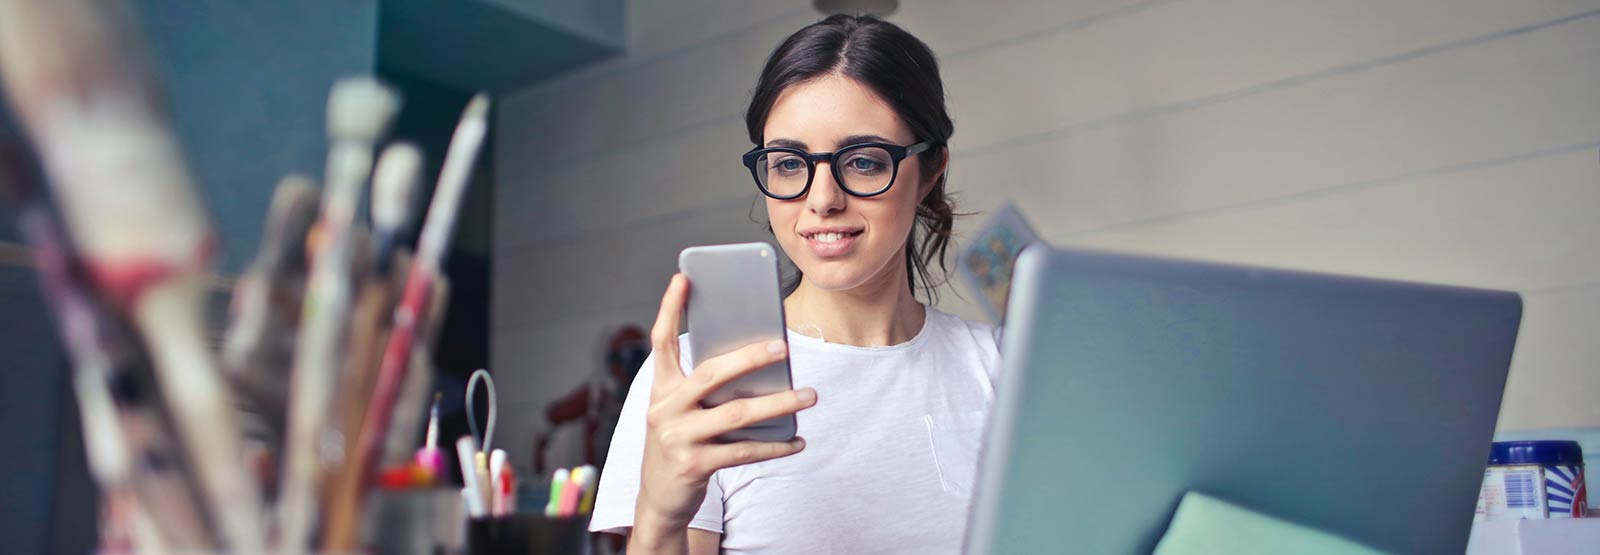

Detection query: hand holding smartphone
xmin=629 ymin=249 xmax=810 ymax=537
xmin=678 ymin=242 xmax=798 ymax=443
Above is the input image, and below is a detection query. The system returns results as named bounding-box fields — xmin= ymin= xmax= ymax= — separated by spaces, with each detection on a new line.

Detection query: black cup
xmin=466 ymin=514 xmax=590 ymax=555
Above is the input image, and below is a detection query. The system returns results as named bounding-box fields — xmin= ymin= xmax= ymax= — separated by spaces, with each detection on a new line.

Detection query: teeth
xmin=813 ymin=232 xmax=845 ymax=243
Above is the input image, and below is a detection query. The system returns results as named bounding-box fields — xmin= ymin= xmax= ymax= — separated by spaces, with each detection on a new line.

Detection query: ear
xmin=918 ymin=147 xmax=949 ymax=201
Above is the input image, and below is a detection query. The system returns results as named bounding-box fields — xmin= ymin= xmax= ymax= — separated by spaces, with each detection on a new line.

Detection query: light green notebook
xmin=1153 ymin=492 xmax=1393 ymax=555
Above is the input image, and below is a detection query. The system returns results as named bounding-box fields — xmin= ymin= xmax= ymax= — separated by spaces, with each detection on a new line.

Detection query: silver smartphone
xmin=678 ymin=242 xmax=797 ymax=443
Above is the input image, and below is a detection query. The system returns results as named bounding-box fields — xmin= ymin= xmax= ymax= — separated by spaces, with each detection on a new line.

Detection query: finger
xmin=648 ymin=274 xmax=689 ymax=396
xmin=701 ymin=437 xmax=806 ymax=470
xmin=670 ymin=338 xmax=788 ymax=408
xmin=681 ymin=388 xmax=817 ymax=441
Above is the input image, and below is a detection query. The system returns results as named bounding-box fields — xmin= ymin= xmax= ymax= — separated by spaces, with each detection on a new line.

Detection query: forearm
xmin=627 ymin=509 xmax=690 ymax=555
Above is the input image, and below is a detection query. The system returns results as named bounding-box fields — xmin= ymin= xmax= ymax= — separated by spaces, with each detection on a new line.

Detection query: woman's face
xmin=761 ymin=74 xmax=939 ymax=294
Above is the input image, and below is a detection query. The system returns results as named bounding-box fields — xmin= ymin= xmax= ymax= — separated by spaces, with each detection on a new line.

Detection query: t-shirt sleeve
xmin=589 ymin=338 xmax=727 ymax=536
xmin=989 ymin=324 xmax=1004 ymax=382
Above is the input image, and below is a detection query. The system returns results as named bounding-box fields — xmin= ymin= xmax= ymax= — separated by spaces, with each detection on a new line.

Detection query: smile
xmin=806 ymin=231 xmax=859 ymax=243
xmin=799 ymin=228 xmax=863 ymax=258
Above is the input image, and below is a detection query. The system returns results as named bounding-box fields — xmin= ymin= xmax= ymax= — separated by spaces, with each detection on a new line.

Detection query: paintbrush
xmin=318 ymin=275 xmax=447 ymax=551
xmin=313 ymin=139 xmax=424 ymax=550
xmin=328 ymin=142 xmax=421 ymax=455
xmin=321 ymin=95 xmax=488 ymax=552
xmin=2 ymin=148 xmax=212 ymax=552
xmin=381 ymin=276 xmax=449 ymax=469
xmin=22 ymin=215 xmax=165 ymax=553
xmin=370 ymin=141 xmax=421 ymax=274
xmin=222 ymin=175 xmax=318 ymax=444
xmin=359 ymin=94 xmax=488 ymax=480
xmin=315 ymin=270 xmax=394 ymax=525
xmin=276 ymin=76 xmax=400 ymax=554
xmin=0 ymin=1 xmax=267 ymax=552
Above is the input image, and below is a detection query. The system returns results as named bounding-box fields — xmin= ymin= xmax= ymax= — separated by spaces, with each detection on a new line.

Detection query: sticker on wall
xmin=957 ymin=203 xmax=1039 ymax=323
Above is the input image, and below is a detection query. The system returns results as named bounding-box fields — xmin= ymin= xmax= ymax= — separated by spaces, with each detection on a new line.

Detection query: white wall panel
xmin=1502 ymin=284 xmax=1600 ymax=431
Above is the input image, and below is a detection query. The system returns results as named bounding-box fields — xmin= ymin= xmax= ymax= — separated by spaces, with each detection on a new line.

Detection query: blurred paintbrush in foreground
xmin=0 ymin=2 xmax=494 ymax=551
xmin=0 ymin=0 xmax=266 ymax=552
xmin=1 ymin=143 xmax=215 ymax=552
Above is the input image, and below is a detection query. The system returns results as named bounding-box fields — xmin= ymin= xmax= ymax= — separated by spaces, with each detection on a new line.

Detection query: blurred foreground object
xmin=0 ymin=0 xmax=266 ymax=552
xmin=0 ymin=1 xmax=491 ymax=553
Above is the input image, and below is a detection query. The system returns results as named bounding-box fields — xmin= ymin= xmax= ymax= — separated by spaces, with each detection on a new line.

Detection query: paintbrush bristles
xmin=371 ymin=142 xmax=421 ymax=233
xmin=327 ymin=77 xmax=399 ymax=142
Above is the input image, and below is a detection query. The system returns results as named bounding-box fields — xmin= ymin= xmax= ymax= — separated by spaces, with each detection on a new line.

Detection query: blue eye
xmin=778 ymin=158 xmax=805 ymax=171
xmin=843 ymin=152 xmax=888 ymax=175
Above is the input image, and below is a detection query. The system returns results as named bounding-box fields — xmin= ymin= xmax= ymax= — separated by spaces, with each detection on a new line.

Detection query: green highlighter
xmin=544 ymin=468 xmax=569 ymax=517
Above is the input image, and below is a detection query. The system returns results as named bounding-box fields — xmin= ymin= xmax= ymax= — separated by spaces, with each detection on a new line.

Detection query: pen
xmin=476 ymin=451 xmax=491 ymax=513
xmin=415 ymin=392 xmax=444 ymax=477
xmin=545 ymin=468 xmax=569 ymax=517
xmin=557 ymin=467 xmax=584 ymax=517
xmin=576 ymin=465 xmax=599 ymax=515
xmin=489 ymin=449 xmax=507 ymax=515
xmin=456 ymin=436 xmax=487 ymax=517
xmin=498 ymin=457 xmax=517 ymax=516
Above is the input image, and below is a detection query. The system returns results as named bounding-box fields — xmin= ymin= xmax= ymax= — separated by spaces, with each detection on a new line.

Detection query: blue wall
xmin=0 ymin=267 xmax=68 ymax=555
xmin=138 ymin=0 xmax=381 ymax=273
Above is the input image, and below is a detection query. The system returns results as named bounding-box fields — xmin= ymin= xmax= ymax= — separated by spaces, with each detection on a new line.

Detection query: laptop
xmin=964 ymin=246 xmax=1523 ymax=554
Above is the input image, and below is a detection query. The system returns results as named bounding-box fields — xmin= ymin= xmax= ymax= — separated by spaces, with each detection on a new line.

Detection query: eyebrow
xmin=765 ymin=134 xmax=899 ymax=151
xmin=839 ymin=134 xmax=895 ymax=147
xmin=766 ymin=138 xmax=808 ymax=149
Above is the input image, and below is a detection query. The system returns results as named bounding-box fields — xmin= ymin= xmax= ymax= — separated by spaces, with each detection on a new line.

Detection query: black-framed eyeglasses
xmin=741 ymin=141 xmax=936 ymax=200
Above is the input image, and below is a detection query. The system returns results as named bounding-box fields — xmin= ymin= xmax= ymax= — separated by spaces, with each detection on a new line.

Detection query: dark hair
xmin=746 ymin=14 xmax=958 ymax=301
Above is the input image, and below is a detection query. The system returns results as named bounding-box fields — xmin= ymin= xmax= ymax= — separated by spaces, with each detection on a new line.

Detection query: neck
xmin=784 ymin=256 xmax=926 ymax=347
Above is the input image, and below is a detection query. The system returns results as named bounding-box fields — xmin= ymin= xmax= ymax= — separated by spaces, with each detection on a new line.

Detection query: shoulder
xmin=924 ymin=306 xmax=1001 ymax=350
xmin=923 ymin=306 xmax=1003 ymax=381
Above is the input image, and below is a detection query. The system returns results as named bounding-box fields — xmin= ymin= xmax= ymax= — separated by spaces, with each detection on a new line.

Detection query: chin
xmin=778 ymin=232 xmax=901 ymax=293
xmin=794 ymin=264 xmax=867 ymax=291
xmin=793 ymin=250 xmax=902 ymax=292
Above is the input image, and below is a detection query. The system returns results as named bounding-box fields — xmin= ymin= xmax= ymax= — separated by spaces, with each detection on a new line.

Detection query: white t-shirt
xmin=590 ymin=306 xmax=1002 ymax=554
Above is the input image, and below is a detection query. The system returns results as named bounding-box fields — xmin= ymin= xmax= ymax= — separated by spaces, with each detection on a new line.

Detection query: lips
xmin=799 ymin=226 xmax=863 ymax=259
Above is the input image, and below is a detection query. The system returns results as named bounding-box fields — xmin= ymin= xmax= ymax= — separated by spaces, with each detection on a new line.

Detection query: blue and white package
xmin=1476 ymin=440 xmax=1588 ymax=520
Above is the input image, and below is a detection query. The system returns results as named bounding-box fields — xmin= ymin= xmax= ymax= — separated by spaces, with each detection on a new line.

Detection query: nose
xmin=805 ymin=161 xmax=846 ymax=216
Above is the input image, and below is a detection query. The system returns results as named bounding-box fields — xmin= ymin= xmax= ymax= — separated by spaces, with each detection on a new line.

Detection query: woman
xmin=590 ymin=14 xmax=1001 ymax=554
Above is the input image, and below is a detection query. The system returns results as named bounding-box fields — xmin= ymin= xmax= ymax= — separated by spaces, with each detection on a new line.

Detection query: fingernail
xmin=767 ymin=340 xmax=786 ymax=354
xmin=795 ymin=388 xmax=816 ymax=404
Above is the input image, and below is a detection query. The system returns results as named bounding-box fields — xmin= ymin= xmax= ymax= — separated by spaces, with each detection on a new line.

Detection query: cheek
xmin=876 ymin=177 xmax=925 ymax=237
xmin=765 ymin=198 xmax=798 ymax=234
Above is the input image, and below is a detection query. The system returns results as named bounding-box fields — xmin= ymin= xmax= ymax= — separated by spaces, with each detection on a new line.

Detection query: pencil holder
xmin=466 ymin=514 xmax=590 ymax=555
xmin=364 ymin=487 xmax=468 ymax=554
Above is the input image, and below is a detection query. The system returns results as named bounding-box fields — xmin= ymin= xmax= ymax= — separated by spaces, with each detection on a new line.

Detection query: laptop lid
xmin=965 ymin=246 xmax=1522 ymax=553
